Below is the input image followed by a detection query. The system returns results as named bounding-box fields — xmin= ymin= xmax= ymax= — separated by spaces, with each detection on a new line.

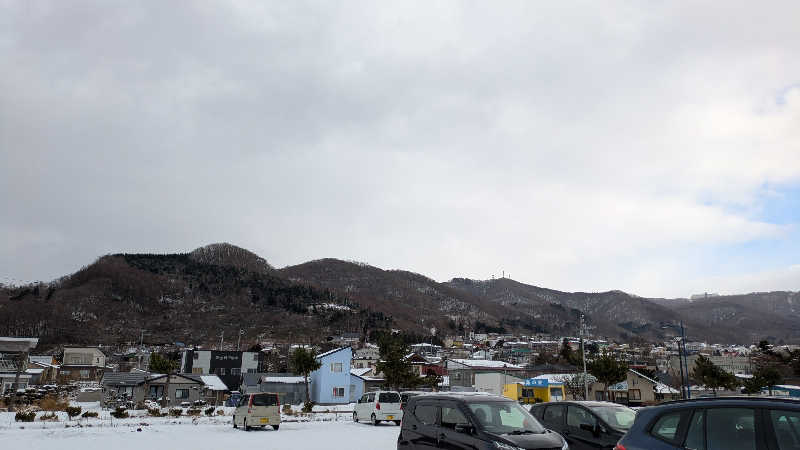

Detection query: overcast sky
xmin=2 ymin=1 xmax=799 ymax=298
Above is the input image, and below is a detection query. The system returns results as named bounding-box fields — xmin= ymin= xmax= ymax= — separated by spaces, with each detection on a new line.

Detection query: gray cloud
xmin=2 ymin=1 xmax=800 ymax=296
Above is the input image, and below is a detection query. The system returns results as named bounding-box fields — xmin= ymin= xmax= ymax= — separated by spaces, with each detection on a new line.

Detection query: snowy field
xmin=0 ymin=406 xmax=401 ymax=450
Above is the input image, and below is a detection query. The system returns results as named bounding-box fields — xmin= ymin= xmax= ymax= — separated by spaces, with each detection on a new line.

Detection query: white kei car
xmin=353 ymin=391 xmax=403 ymax=425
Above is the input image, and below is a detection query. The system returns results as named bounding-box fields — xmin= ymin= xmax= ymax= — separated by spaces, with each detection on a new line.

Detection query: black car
xmin=397 ymin=392 xmax=568 ymax=450
xmin=615 ymin=396 xmax=800 ymax=450
xmin=530 ymin=401 xmax=636 ymax=450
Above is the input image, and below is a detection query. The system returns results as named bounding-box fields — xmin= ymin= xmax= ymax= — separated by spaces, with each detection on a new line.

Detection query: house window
xmin=331 ymin=362 xmax=343 ymax=373
xmin=193 ymin=353 xmax=199 ymax=360
xmin=80 ymin=370 xmax=90 ymax=379
xmin=332 ymin=387 xmax=345 ymax=397
xmin=629 ymin=389 xmax=641 ymax=401
xmin=216 ymin=368 xmax=226 ymax=376
xmin=247 ymin=369 xmax=257 ymax=374
xmin=192 ymin=368 xmax=203 ymax=374
xmin=253 ymin=354 xmax=258 ymax=361
xmin=231 ymin=368 xmax=241 ymax=376
xmin=61 ymin=370 xmax=71 ymax=376
xmin=149 ymin=386 xmax=160 ymax=398
xmin=175 ymin=389 xmax=189 ymax=399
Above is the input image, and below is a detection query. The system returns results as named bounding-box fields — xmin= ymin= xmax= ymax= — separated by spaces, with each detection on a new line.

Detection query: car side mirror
xmin=454 ymin=424 xmax=474 ymax=435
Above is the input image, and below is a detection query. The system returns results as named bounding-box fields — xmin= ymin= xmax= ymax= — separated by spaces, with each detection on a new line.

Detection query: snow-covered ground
xmin=0 ymin=404 xmax=401 ymax=450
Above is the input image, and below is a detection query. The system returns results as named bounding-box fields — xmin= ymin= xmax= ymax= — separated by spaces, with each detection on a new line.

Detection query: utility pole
xmin=681 ymin=322 xmax=691 ymax=399
xmin=677 ymin=337 xmax=686 ymax=399
xmin=580 ymin=314 xmax=588 ymax=400
xmin=8 ymin=351 xmax=29 ymax=413
xmin=219 ymin=331 xmax=224 ymax=351
xmin=237 ymin=329 xmax=244 ymax=351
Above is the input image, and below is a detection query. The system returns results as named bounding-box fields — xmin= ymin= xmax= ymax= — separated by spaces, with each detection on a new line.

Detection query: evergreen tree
xmin=290 ymin=347 xmax=321 ymax=411
xmin=691 ymin=355 xmax=737 ymax=395
xmin=376 ymin=333 xmax=417 ymax=390
xmin=149 ymin=353 xmax=178 ymax=373
xmin=588 ymin=352 xmax=628 ymax=398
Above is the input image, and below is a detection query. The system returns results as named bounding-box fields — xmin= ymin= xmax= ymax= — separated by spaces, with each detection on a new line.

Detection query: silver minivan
xmin=354 ymin=391 xmax=403 ymax=425
xmin=233 ymin=392 xmax=281 ymax=431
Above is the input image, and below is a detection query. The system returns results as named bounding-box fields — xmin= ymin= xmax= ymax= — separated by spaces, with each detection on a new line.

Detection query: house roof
xmin=199 ymin=375 xmax=228 ymax=391
xmin=350 ymin=368 xmax=372 ymax=377
xmin=0 ymin=337 xmax=39 ymax=352
xmin=315 ymin=346 xmax=351 ymax=360
xmin=260 ymin=376 xmax=306 ymax=384
xmin=102 ymin=371 xmax=150 ymax=386
xmin=450 ymin=359 xmax=523 ymax=370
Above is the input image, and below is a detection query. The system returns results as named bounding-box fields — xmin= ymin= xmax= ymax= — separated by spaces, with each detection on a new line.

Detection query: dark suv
xmin=530 ymin=401 xmax=636 ymax=449
xmin=397 ymin=392 xmax=568 ymax=450
xmin=615 ymin=396 xmax=800 ymax=450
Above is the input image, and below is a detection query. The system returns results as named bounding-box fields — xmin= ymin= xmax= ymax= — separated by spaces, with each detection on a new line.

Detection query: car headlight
xmin=493 ymin=442 xmax=523 ymax=450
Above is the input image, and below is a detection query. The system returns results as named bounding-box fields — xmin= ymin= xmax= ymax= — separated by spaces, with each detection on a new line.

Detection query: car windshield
xmin=589 ymin=405 xmax=636 ymax=431
xmin=379 ymin=392 xmax=400 ymax=403
xmin=468 ymin=401 xmax=546 ymax=435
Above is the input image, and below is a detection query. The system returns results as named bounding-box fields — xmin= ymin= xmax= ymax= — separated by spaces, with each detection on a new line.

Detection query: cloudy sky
xmin=2 ymin=1 xmax=799 ymax=298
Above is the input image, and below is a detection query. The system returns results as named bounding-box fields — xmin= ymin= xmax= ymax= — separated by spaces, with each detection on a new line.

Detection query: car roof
xmin=646 ymin=396 xmax=800 ymax=409
xmin=532 ymin=401 xmax=626 ymax=408
xmin=407 ymin=392 xmax=512 ymax=404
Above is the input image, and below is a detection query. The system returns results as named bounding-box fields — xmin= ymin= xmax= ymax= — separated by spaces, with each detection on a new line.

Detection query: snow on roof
xmin=315 ymin=346 xmax=350 ymax=360
xmin=533 ymin=373 xmax=597 ymax=384
xmin=200 ymin=375 xmax=228 ymax=391
xmin=350 ymin=368 xmax=372 ymax=377
xmin=260 ymin=376 xmax=306 ymax=384
xmin=655 ymin=383 xmax=680 ymax=394
xmin=450 ymin=359 xmax=523 ymax=369
xmin=25 ymin=368 xmax=44 ymax=374
xmin=774 ymin=385 xmax=800 ymax=390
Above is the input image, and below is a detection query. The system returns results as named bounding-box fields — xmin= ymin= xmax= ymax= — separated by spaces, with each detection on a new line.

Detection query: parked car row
xmin=228 ymin=389 xmax=800 ymax=450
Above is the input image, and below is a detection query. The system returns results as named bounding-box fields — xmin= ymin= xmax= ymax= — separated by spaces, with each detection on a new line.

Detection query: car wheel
xmin=372 ymin=413 xmax=379 ymax=426
xmin=243 ymin=419 xmax=250 ymax=431
xmin=232 ymin=416 xmax=237 ymax=428
xmin=353 ymin=412 xmax=358 ymax=423
xmin=394 ymin=420 xmax=401 ymax=426
xmin=272 ymin=425 xmax=279 ymax=430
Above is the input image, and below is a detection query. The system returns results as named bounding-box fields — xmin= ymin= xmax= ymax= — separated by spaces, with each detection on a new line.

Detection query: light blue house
xmin=310 ymin=347 xmax=353 ymax=405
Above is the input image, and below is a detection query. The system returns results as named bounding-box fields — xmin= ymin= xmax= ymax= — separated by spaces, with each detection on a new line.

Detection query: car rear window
xmin=379 ymin=392 xmax=400 ymax=403
xmin=251 ymin=394 xmax=279 ymax=406
xmin=650 ymin=411 xmax=683 ymax=443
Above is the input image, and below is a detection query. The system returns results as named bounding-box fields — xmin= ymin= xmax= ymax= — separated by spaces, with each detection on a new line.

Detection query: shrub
xmin=204 ymin=407 xmax=216 ymax=416
xmin=81 ymin=411 xmax=99 ymax=418
xmin=65 ymin=406 xmax=82 ymax=419
xmin=147 ymin=407 xmax=163 ymax=417
xmin=40 ymin=412 xmax=59 ymax=422
xmin=110 ymin=407 xmax=129 ymax=419
xmin=169 ymin=408 xmax=182 ymax=417
xmin=216 ymin=409 xmax=225 ymax=416
xmin=39 ymin=396 xmax=69 ymax=411
xmin=301 ymin=401 xmax=314 ymax=413
xmin=15 ymin=411 xmax=36 ymax=422
xmin=186 ymin=408 xmax=201 ymax=416
xmin=282 ymin=404 xmax=292 ymax=415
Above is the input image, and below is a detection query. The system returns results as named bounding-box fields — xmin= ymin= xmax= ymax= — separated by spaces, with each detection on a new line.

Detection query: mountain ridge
xmin=2 ymin=244 xmax=799 ymax=345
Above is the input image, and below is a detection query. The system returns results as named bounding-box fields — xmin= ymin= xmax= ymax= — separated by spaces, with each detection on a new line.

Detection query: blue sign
xmin=523 ymin=378 xmax=548 ymax=387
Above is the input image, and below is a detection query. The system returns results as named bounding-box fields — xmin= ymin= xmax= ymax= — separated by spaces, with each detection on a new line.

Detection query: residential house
xmin=310 ymin=347 xmax=352 ymax=405
xmin=101 ymin=372 xmax=227 ymax=407
xmin=350 ymin=368 xmax=384 ymax=403
xmin=59 ymin=347 xmax=108 ymax=382
xmin=179 ymin=349 xmax=263 ymax=391
xmin=352 ymin=345 xmax=380 ymax=371
xmin=27 ymin=355 xmax=59 ymax=384
xmin=475 ymin=372 xmax=523 ymax=396
xmin=241 ymin=373 xmax=310 ymax=405
xmin=592 ymin=369 xmax=680 ymax=406
xmin=405 ymin=352 xmax=446 ymax=378
xmin=446 ymin=359 xmax=526 ymax=391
